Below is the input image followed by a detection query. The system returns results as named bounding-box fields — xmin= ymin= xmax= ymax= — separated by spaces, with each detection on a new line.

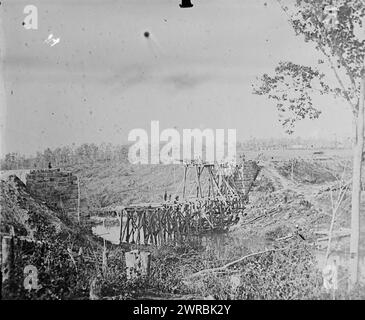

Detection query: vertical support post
xmin=1 ymin=236 xmax=14 ymax=291
xmin=196 ymin=165 xmax=203 ymax=198
xmin=143 ymin=209 xmax=148 ymax=245
xmin=77 ymin=176 xmax=81 ymax=223
xmin=118 ymin=209 xmax=123 ymax=245
xmin=136 ymin=210 xmax=141 ymax=245
xmin=182 ymin=165 xmax=187 ymax=199
xmin=125 ymin=211 xmax=130 ymax=243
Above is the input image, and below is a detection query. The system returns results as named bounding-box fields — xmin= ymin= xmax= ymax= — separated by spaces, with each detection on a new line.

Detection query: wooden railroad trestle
xmin=101 ymin=196 xmax=244 ymax=245
xmin=98 ymin=160 xmax=260 ymax=246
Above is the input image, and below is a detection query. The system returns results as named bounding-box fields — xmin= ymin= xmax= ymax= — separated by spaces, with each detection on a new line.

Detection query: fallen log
xmin=241 ymin=214 xmax=265 ymax=226
xmin=316 ymin=234 xmax=350 ymax=242
xmin=314 ymin=229 xmax=350 ymax=236
xmin=102 ymin=291 xmax=204 ymax=300
xmin=184 ymin=245 xmax=292 ymax=280
xmin=275 ymin=234 xmax=294 ymax=242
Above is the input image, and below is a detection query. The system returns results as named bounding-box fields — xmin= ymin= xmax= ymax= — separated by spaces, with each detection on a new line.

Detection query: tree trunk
xmin=349 ymin=72 xmax=365 ymax=290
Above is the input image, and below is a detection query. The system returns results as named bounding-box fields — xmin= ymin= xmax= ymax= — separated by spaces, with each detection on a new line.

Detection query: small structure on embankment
xmin=25 ymin=169 xmax=82 ymax=221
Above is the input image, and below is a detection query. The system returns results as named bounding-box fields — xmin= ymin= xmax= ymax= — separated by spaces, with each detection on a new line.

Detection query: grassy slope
xmin=68 ymin=160 xmax=218 ymax=212
xmin=68 ymin=149 xmax=353 ymax=209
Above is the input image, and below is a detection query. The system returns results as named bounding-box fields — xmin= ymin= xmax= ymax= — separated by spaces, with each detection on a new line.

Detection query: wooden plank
xmin=119 ymin=209 xmax=124 ymax=244
xmin=182 ymin=165 xmax=188 ymax=199
xmin=125 ymin=210 xmax=130 ymax=243
xmin=125 ymin=250 xmax=151 ymax=280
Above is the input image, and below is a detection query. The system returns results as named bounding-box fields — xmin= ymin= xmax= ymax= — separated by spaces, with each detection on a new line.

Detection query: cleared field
xmin=242 ymin=148 xmax=352 ymax=161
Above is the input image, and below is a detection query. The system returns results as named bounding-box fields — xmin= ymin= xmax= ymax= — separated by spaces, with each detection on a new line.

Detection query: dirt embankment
xmin=0 ymin=175 xmax=67 ymax=237
xmin=232 ymin=160 xmax=355 ymax=250
xmin=0 ymin=175 xmax=95 ymax=246
xmin=230 ymin=159 xmax=365 ymax=284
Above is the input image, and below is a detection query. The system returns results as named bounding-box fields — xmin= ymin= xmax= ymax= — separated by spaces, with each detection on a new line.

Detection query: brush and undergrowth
xmin=89 ymin=237 xmax=365 ymax=300
xmin=2 ymin=213 xmax=365 ymax=300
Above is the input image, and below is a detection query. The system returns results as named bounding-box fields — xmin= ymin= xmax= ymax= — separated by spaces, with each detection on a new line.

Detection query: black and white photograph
xmin=1 ymin=0 xmax=365 ymax=303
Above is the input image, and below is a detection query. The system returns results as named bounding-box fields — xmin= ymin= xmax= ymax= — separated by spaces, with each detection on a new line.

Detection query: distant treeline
xmin=238 ymin=137 xmax=351 ymax=151
xmin=1 ymin=137 xmax=350 ymax=170
xmin=1 ymin=143 xmax=130 ymax=170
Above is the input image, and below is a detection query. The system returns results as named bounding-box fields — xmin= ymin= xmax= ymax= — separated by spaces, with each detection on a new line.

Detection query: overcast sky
xmin=0 ymin=0 xmax=354 ymax=155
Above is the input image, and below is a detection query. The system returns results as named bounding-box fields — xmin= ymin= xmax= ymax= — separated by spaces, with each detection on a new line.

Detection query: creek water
xmin=91 ymin=217 xmax=121 ymax=245
xmin=92 ymin=216 xmax=150 ymax=244
xmin=91 ymin=215 xmax=252 ymax=259
xmin=92 ymin=222 xmax=121 ymax=244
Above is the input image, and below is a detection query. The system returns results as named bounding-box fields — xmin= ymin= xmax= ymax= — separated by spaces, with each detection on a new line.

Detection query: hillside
xmin=67 ymin=155 xmax=353 ymax=211
xmin=0 ymin=175 xmax=69 ymax=237
xmin=0 ymin=174 xmax=97 ymax=247
xmin=68 ymin=161 xmax=225 ymax=212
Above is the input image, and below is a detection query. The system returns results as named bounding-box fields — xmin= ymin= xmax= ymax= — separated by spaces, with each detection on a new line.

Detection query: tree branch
xmin=275 ymin=0 xmax=358 ymax=114
xmin=337 ymin=53 xmax=358 ymax=94
xmin=319 ymin=45 xmax=357 ymax=113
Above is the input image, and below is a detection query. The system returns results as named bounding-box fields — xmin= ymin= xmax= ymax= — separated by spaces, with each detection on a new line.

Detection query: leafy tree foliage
xmin=253 ymin=0 xmax=365 ymax=133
